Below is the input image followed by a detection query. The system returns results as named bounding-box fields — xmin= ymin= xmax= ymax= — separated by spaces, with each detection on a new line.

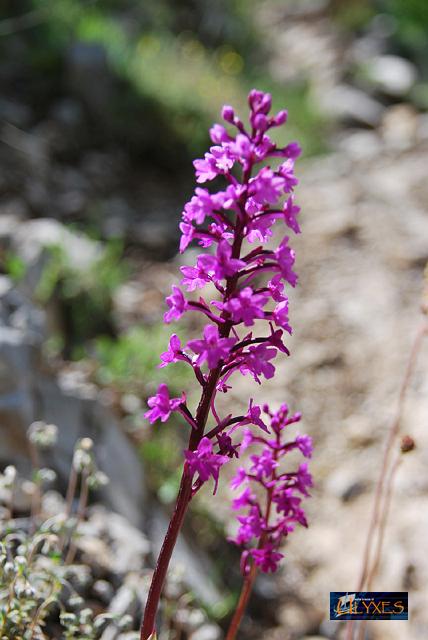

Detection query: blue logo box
xmin=330 ymin=592 xmax=408 ymax=620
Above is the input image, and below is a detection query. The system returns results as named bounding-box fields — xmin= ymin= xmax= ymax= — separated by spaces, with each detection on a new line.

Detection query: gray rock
xmin=25 ymin=179 xmax=50 ymax=212
xmin=36 ymin=378 xmax=147 ymax=527
xmin=0 ymin=282 xmax=146 ymax=527
xmin=134 ymin=217 xmax=178 ymax=254
xmin=325 ymin=466 xmax=368 ymax=503
xmin=337 ymin=130 xmax=382 ymax=160
xmin=99 ymin=196 xmax=135 ymax=239
xmin=366 ymin=55 xmax=417 ymax=97
xmin=100 ymin=574 xmax=146 ymax=640
xmin=148 ymin=506 xmax=223 ymax=607
xmin=1 ymin=122 xmax=49 ymax=174
xmin=0 ymin=199 xmax=26 ymax=248
xmin=93 ymin=579 xmax=115 ymax=604
xmin=381 ymin=104 xmax=418 ymax=150
xmin=189 ymin=623 xmax=222 ymax=640
xmin=320 ymin=84 xmax=384 ymax=127
xmin=50 ymin=98 xmax=84 ymax=128
xmin=0 ymin=277 xmax=13 ymax=299
xmin=319 ymin=619 xmax=338 ymax=638
xmin=11 ymin=218 xmax=102 ymax=295
xmin=341 ymin=480 xmax=366 ymax=503
xmin=175 ymin=608 xmax=206 ymax=633
xmin=83 ymin=507 xmax=150 ymax=573
xmin=0 ymin=98 xmax=33 ymax=128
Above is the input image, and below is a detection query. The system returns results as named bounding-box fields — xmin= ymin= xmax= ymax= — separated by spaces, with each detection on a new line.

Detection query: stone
xmin=0 ymin=276 xmax=13 ymax=299
xmin=93 ymin=579 xmax=115 ymax=604
xmin=0 ymin=282 xmax=146 ymax=527
xmin=148 ymin=506 xmax=223 ymax=607
xmin=325 ymin=464 xmax=369 ymax=503
xmin=86 ymin=507 xmax=150 ymax=574
xmin=175 ymin=607 xmax=206 ymax=633
xmin=320 ymin=84 xmax=384 ymax=127
xmin=189 ymin=623 xmax=222 ymax=640
xmin=11 ymin=218 xmax=102 ymax=294
xmin=100 ymin=579 xmax=139 ymax=640
xmin=341 ymin=480 xmax=366 ymax=503
xmin=0 ymin=199 xmax=26 ymax=248
xmin=0 ymin=98 xmax=32 ymax=128
xmin=277 ymin=601 xmax=321 ymax=637
xmin=7 ymin=216 xmax=103 ymax=340
xmin=50 ymin=98 xmax=84 ymax=128
xmin=366 ymin=55 xmax=417 ymax=97
xmin=1 ymin=122 xmax=49 ymax=174
xmin=39 ymin=380 xmax=147 ymax=527
xmin=336 ymin=130 xmax=382 ymax=160
xmin=134 ymin=217 xmax=178 ymax=255
xmin=381 ymin=104 xmax=418 ymax=150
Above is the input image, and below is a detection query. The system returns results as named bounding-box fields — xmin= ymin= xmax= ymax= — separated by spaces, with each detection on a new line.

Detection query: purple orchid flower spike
xmin=140 ymin=90 xmax=312 ymax=640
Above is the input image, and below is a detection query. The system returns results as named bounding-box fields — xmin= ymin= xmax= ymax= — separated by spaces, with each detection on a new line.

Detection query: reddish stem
xmin=140 ymin=364 xmax=223 ymax=639
xmin=140 ymin=471 xmax=193 ymax=639
xmin=225 ymin=564 xmax=257 ymax=640
xmin=225 ymin=425 xmax=279 ymax=640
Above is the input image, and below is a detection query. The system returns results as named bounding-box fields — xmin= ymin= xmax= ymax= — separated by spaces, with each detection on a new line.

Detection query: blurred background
xmin=0 ymin=1 xmax=427 ymax=639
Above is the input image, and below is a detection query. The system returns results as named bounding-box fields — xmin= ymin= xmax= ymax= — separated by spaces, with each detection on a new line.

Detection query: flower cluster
xmin=230 ymin=404 xmax=312 ymax=574
xmin=145 ymin=88 xmax=309 ymax=520
xmin=141 ymin=90 xmax=312 ymax=640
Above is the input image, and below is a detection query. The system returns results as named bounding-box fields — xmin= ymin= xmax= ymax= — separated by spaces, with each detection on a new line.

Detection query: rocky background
xmin=0 ymin=1 xmax=427 ymax=639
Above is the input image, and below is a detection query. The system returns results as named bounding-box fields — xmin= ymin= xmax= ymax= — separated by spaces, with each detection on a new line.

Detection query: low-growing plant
xmin=2 ymin=251 xmax=27 ymax=283
xmin=0 ymin=423 xmax=132 ymax=640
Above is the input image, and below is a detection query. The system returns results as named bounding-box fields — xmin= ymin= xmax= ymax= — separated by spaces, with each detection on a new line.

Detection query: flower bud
xmin=248 ymin=89 xmax=272 ymax=114
xmin=209 ymin=123 xmax=229 ymax=144
xmin=3 ymin=561 xmax=15 ymax=577
xmin=24 ymin=585 xmax=36 ymax=598
xmin=73 ymin=449 xmax=92 ymax=472
xmin=401 ymin=435 xmax=415 ymax=453
xmin=252 ymin=113 xmax=268 ymax=133
xmin=87 ymin=470 xmax=109 ymax=490
xmin=15 ymin=555 xmax=26 ymax=569
xmin=79 ymin=437 xmax=94 ymax=451
xmin=27 ymin=421 xmax=58 ymax=448
xmin=38 ymin=468 xmax=57 ymax=485
xmin=273 ymin=110 xmax=288 ymax=126
xmin=221 ymin=105 xmax=235 ymax=122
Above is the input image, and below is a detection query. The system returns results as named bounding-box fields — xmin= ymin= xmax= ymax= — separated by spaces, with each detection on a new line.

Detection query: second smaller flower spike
xmin=229 ymin=404 xmax=312 ymax=575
